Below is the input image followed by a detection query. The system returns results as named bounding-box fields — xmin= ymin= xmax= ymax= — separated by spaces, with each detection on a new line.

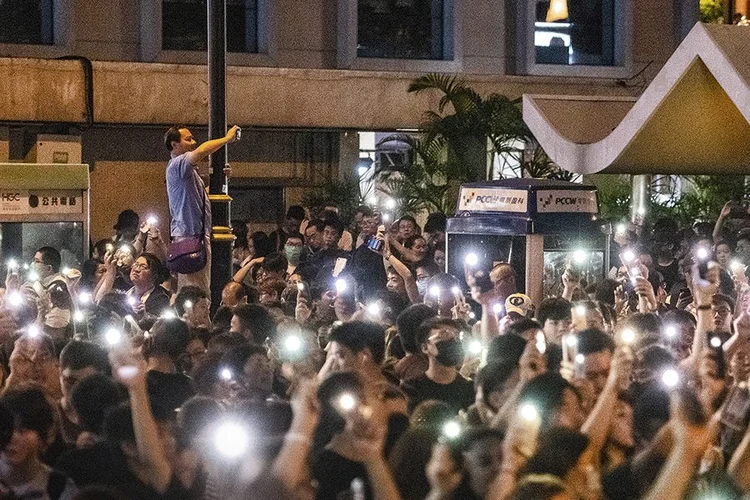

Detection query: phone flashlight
xmin=283 ymin=335 xmax=303 ymax=353
xmin=731 ymin=260 xmax=745 ymax=273
xmin=535 ymin=330 xmax=547 ymax=354
xmin=27 ymin=325 xmax=40 ymax=338
xmin=696 ymin=247 xmax=710 ymax=261
xmin=366 ymin=303 xmax=381 ymax=317
xmin=338 ymin=393 xmax=357 ymax=412
xmin=297 ymin=282 xmax=305 ymax=292
xmin=146 ymin=216 xmax=157 ymax=226
xmin=214 ymin=422 xmax=249 ymax=459
xmin=710 ymin=336 xmax=722 ymax=348
xmin=451 ymin=286 xmax=462 ymax=296
xmin=73 ymin=310 xmax=85 ymax=323
xmin=78 ymin=292 xmax=91 ymax=305
xmin=6 ymin=259 xmax=17 ymax=270
xmin=621 ymin=250 xmax=635 ymax=264
xmin=220 ymin=368 xmax=233 ymax=381
xmin=161 ymin=310 xmax=176 ymax=319
xmin=467 ymin=340 xmax=483 ymax=355
xmin=429 ymin=285 xmax=441 ymax=298
xmin=662 ymin=369 xmax=680 ymax=388
xmin=574 ymin=304 xmax=587 ymax=317
xmin=493 ymin=303 xmax=503 ymax=315
xmin=335 ymin=279 xmax=347 ymax=294
xmin=183 ymin=300 xmax=193 ymax=309
xmin=621 ymin=328 xmax=636 ymax=345
xmin=105 ymin=328 xmax=122 ymax=346
xmin=520 ymin=403 xmax=539 ymax=422
xmin=464 ymin=253 xmax=479 ymax=267
xmin=616 ymin=223 xmax=627 ymax=234
xmin=6 ymin=291 xmax=22 ymax=308
xmin=127 ymin=296 xmax=137 ymax=307
xmin=573 ymin=249 xmax=587 ymax=264
xmin=664 ymin=325 xmax=678 ymax=339
xmin=442 ymin=420 xmax=461 ymax=440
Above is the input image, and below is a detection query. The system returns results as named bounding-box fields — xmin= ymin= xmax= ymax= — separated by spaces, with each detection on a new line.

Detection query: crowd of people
xmin=5 ymin=184 xmax=750 ymax=500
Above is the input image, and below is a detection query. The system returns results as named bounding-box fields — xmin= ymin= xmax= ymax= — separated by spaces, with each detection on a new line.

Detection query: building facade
xmin=0 ymin=0 xmax=697 ymax=241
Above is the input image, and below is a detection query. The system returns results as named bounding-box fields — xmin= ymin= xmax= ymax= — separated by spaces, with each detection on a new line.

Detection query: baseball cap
xmin=505 ymin=293 xmax=533 ymax=316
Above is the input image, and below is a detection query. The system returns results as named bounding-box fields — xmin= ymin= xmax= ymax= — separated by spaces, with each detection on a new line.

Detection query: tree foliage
xmin=379 ymin=73 xmax=574 ymax=215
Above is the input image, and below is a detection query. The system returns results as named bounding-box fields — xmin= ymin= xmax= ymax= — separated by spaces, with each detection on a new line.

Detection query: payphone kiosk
xmin=446 ymin=179 xmax=610 ymax=307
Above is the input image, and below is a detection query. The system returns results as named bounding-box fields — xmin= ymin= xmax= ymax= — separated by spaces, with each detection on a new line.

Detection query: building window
xmin=357 ymin=0 xmax=448 ymax=60
xmin=162 ymin=0 xmax=258 ymax=53
xmin=0 ymin=0 xmax=54 ymax=45
xmin=533 ymin=0 xmax=617 ymax=66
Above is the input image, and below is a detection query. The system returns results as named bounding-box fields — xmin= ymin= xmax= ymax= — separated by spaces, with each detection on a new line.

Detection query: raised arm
xmin=272 ymin=378 xmax=318 ymax=490
xmin=641 ymin=392 xmax=720 ymax=500
xmin=186 ymin=125 xmax=240 ymax=165
xmin=581 ymin=346 xmax=632 ymax=468
xmin=679 ymin=264 xmax=718 ymax=377
xmin=381 ymin=238 xmax=419 ymax=304
xmin=94 ymin=251 xmax=117 ymax=304
xmin=110 ymin=347 xmax=173 ymax=493
xmin=713 ymin=201 xmax=732 ymax=243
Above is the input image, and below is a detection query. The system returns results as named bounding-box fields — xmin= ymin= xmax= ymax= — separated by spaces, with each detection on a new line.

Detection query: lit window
xmin=162 ymin=0 xmax=258 ymax=53
xmin=357 ymin=0 xmax=448 ymax=60
xmin=0 ymin=0 xmax=54 ymax=45
xmin=533 ymin=0 xmax=617 ymax=66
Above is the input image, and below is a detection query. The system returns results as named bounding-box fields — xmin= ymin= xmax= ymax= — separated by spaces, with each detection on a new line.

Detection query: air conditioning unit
xmin=25 ymin=134 xmax=82 ymax=164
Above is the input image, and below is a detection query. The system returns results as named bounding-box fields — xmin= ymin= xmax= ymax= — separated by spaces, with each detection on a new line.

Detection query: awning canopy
xmin=523 ymin=23 xmax=750 ymax=175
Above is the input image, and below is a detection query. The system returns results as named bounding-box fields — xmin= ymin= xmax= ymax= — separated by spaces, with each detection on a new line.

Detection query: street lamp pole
xmin=207 ymin=0 xmax=234 ymax=312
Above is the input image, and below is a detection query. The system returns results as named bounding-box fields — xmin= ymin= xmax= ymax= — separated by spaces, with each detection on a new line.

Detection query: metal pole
xmin=208 ymin=0 xmax=234 ymax=312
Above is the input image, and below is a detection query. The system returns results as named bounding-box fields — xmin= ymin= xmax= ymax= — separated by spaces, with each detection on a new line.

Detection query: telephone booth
xmin=0 ymin=163 xmax=90 ymax=276
xmin=446 ymin=179 xmax=610 ymax=306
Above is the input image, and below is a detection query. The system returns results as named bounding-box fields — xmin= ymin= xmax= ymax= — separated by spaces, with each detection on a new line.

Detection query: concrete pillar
xmin=630 ymin=174 xmax=651 ymax=227
xmin=339 ymin=130 xmax=360 ymax=181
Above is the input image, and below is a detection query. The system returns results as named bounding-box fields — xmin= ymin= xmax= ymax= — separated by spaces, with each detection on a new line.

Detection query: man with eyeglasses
xmin=401 ymin=317 xmax=474 ymax=413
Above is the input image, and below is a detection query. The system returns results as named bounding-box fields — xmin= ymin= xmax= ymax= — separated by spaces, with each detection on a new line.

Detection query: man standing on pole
xmin=163 ymin=125 xmax=239 ymax=294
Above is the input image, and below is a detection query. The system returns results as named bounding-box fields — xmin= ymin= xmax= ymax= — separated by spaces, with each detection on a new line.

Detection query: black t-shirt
xmin=654 ymin=260 xmax=679 ymax=292
xmin=401 ymin=373 xmax=475 ymax=413
xmin=311 ymin=449 xmax=372 ymax=500
xmin=348 ymin=246 xmax=387 ymax=302
xmin=55 ymin=441 xmax=191 ymax=500
xmin=144 ymin=286 xmax=172 ymax=317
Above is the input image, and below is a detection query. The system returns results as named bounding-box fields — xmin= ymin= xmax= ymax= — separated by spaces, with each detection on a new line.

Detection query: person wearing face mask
xmin=26 ymin=247 xmax=72 ymax=329
xmin=401 ymin=318 xmax=474 ymax=413
xmin=283 ymin=232 xmax=305 ymax=276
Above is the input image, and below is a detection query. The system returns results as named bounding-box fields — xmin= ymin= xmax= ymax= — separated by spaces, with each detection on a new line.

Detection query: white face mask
xmin=45 ymin=307 xmax=71 ymax=328
xmin=417 ymin=279 xmax=428 ymax=295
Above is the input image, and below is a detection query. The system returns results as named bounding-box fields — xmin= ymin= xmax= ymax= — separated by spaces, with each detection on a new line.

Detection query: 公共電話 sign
xmin=0 ymin=190 xmax=83 ymax=215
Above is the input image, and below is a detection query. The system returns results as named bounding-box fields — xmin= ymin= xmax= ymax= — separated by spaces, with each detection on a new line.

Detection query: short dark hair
xmin=713 ymin=293 xmax=736 ymax=313
xmin=59 ymin=340 xmax=110 ymax=372
xmin=174 ymin=285 xmax=209 ymax=317
xmin=145 ymin=318 xmax=191 ymax=361
xmin=285 ymin=232 xmax=305 ymax=244
xmin=328 ymin=321 xmax=386 ymax=365
xmin=398 ymin=215 xmax=419 ymax=230
xmin=261 ymin=252 xmax=288 ymax=274
xmin=577 ymin=328 xmax=615 ymax=355
xmin=139 ymin=252 xmax=169 ymax=284
xmin=536 ymin=297 xmax=572 ymax=326
xmin=423 ymin=213 xmax=446 ymax=234
xmin=505 ymin=318 xmax=542 ymax=338
xmin=37 ymin=246 xmax=61 ymax=273
xmin=396 ymin=304 xmax=437 ymax=354
xmin=232 ymin=304 xmax=277 ymax=344
xmin=322 ymin=216 xmax=345 ymax=237
xmin=415 ymin=317 xmax=462 ymax=347
xmin=286 ymin=205 xmax=306 ymax=221
xmin=486 ymin=333 xmax=527 ymax=367
xmin=518 ymin=373 xmax=579 ymax=431
xmin=164 ymin=125 xmax=184 ymax=152
xmin=0 ymin=387 xmax=56 ymax=440
xmin=661 ymin=308 xmax=697 ymax=327
xmin=523 ymin=427 xmax=590 ymax=479
xmin=306 ymin=219 xmax=326 ymax=234
xmin=221 ymin=343 xmax=268 ymax=377
xmin=71 ymin=374 xmax=124 ymax=434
